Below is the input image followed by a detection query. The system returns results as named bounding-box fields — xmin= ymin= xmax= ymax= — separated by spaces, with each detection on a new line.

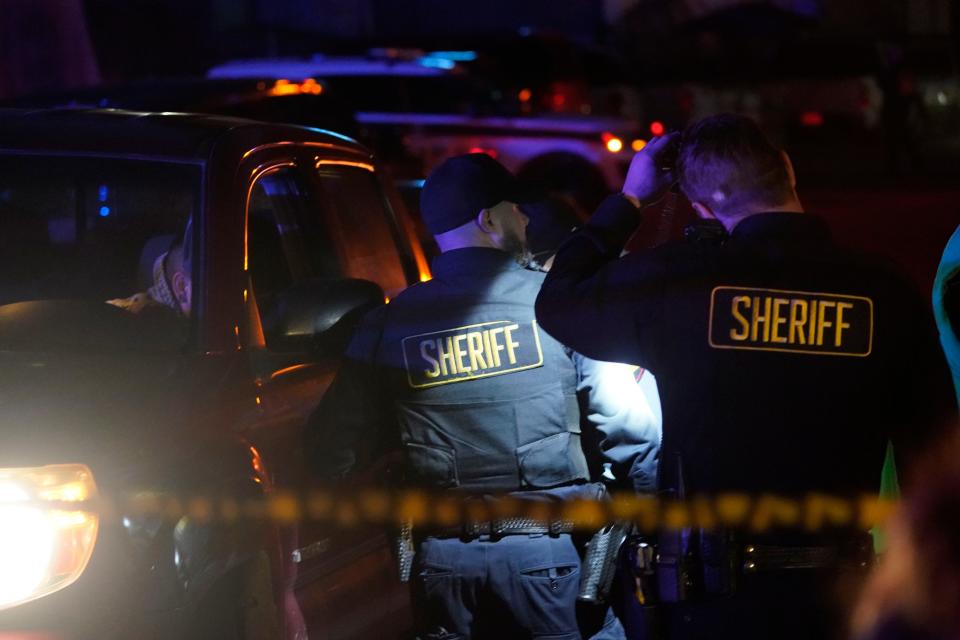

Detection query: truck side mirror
xmin=262 ymin=278 xmax=384 ymax=355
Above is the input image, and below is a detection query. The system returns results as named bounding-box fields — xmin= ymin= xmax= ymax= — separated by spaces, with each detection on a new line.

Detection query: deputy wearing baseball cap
xmin=307 ymin=154 xmax=625 ymax=639
xmin=419 ymin=152 xmax=535 ymax=260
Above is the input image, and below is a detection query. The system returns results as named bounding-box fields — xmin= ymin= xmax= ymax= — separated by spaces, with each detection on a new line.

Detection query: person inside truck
xmin=109 ymin=220 xmax=193 ymax=318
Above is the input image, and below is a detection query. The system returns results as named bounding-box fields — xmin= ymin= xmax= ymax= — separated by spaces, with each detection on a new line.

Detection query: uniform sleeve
xmin=573 ymin=352 xmax=662 ymax=493
xmin=305 ymin=304 xmax=395 ymax=479
xmin=536 ymin=194 xmax=666 ymax=368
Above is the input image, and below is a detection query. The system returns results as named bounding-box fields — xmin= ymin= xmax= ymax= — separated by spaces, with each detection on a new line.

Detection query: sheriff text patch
xmin=708 ymin=287 xmax=873 ymax=357
xmin=402 ymin=320 xmax=545 ymax=388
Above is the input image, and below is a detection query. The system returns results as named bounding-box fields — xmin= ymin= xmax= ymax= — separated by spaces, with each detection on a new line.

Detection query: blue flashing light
xmin=99 ymin=206 xmax=111 ymax=218
xmin=98 ymin=185 xmax=108 ymax=202
xmin=305 ymin=127 xmax=358 ymax=144
xmin=428 ymin=51 xmax=477 ymax=62
xmin=419 ymin=57 xmax=456 ymax=70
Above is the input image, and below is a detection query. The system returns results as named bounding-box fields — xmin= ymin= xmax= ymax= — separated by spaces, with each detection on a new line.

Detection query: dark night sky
xmin=2 ymin=0 xmax=955 ymax=98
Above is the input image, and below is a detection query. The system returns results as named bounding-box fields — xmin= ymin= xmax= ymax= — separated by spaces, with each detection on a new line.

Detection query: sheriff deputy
xmin=307 ymin=153 xmax=631 ymax=639
xmin=535 ymin=114 xmax=956 ymax=639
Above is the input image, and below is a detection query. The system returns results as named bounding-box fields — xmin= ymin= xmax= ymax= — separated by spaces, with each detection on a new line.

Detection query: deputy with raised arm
xmin=535 ymin=114 xmax=955 ymax=639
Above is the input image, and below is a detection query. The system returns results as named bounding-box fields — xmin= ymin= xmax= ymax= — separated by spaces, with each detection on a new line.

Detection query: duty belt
xmin=635 ymin=531 xmax=875 ymax=604
xmin=432 ymin=518 xmax=576 ymax=540
xmin=741 ymin=542 xmax=873 ymax=573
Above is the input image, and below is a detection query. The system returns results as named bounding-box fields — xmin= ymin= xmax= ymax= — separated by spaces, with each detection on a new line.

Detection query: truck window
xmin=307 ymin=163 xmax=408 ymax=298
xmin=247 ymin=165 xmax=346 ymax=348
xmin=0 ymin=154 xmax=197 ymax=352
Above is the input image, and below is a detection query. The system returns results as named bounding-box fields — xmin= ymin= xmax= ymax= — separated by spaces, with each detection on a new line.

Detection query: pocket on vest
xmin=405 ymin=442 xmax=458 ymax=488
xmin=517 ymin=432 xmax=581 ymax=488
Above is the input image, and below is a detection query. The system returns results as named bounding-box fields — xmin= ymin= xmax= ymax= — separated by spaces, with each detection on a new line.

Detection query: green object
xmin=871 ymin=441 xmax=900 ymax=554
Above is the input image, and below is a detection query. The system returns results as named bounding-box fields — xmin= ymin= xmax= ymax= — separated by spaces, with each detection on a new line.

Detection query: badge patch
xmin=402 ymin=320 xmax=545 ymax=389
xmin=708 ymin=286 xmax=874 ymax=357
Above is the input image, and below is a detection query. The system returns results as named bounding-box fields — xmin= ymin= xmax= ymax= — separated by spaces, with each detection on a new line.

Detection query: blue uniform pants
xmin=414 ymin=534 xmax=624 ymax=639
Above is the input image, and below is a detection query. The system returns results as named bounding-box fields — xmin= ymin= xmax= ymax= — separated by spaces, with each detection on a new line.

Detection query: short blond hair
xmin=678 ymin=114 xmax=792 ymax=217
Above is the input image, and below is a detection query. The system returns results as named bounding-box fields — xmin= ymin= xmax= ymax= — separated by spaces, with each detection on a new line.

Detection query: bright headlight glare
xmin=0 ymin=464 xmax=99 ymax=610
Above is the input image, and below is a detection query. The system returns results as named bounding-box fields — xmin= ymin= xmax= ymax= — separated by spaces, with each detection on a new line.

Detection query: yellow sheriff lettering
xmin=467 ymin=331 xmax=487 ymax=370
xmin=438 ymin=336 xmax=457 ymax=375
xmin=711 ymin=287 xmax=872 ymax=357
xmin=788 ymin=299 xmax=808 ymax=345
xmin=403 ymin=320 xmax=546 ymax=388
xmin=421 ymin=341 xmax=441 ymax=378
xmin=489 ymin=326 xmax=505 ymax=367
xmin=418 ymin=323 xmax=523 ymax=378
xmin=835 ymin=302 xmax=853 ymax=347
xmin=503 ymin=323 xmax=520 ymax=365
xmin=770 ymin=298 xmax=789 ymax=344
xmin=730 ymin=296 xmax=750 ymax=340
xmin=816 ymin=300 xmax=835 ymax=346
xmin=453 ymin=334 xmax=470 ymax=372
xmin=727 ymin=295 xmax=853 ymax=347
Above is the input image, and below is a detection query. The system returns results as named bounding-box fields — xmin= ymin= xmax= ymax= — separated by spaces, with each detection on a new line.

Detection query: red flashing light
xmin=551 ymin=93 xmax=567 ymax=109
xmin=468 ymin=147 xmax=498 ymax=159
xmin=800 ymin=111 xmax=824 ymax=127
xmin=649 ymin=121 xmax=665 ymax=137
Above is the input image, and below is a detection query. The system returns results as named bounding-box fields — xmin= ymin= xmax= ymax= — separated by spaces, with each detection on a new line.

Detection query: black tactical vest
xmin=373 ymin=248 xmax=589 ymax=492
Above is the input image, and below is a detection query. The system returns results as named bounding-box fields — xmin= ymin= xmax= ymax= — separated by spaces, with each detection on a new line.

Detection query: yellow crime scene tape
xmin=17 ymin=490 xmax=900 ymax=533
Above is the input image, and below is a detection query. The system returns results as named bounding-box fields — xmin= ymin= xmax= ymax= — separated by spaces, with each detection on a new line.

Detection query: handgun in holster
xmin=624 ymin=456 xmax=738 ymax=606
xmin=396 ymin=519 xmax=415 ymax=583
xmin=655 ymin=454 xmax=705 ymax=603
xmin=578 ymin=521 xmax=631 ymax=605
xmin=655 ymin=527 xmax=703 ymax=603
xmin=646 ymin=520 xmax=737 ymax=600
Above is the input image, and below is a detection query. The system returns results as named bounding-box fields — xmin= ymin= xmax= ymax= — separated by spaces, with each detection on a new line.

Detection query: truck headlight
xmin=0 ymin=464 xmax=99 ymax=610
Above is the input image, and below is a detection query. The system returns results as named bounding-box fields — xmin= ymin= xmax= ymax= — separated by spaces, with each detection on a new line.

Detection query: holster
xmin=655 ymin=455 xmax=701 ymax=603
xmin=578 ymin=521 xmax=631 ymax=604
xmin=700 ymin=530 xmax=738 ymax=596
xmin=654 ymin=527 xmax=702 ymax=603
xmin=625 ymin=528 xmax=729 ymax=606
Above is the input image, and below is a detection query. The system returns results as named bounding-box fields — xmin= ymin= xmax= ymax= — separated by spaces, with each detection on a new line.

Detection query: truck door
xmin=239 ymin=147 xmax=412 ymax=639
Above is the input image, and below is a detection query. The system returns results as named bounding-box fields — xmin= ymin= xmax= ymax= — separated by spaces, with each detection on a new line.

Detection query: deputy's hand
xmin=622 ymin=132 xmax=681 ymax=207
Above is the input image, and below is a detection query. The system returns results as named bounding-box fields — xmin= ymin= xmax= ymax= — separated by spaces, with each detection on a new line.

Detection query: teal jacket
xmin=933 ymin=225 xmax=960 ymax=405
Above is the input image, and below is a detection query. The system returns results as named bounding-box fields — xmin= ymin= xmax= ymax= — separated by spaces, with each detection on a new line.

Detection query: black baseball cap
xmin=420 ymin=153 xmax=534 ymax=236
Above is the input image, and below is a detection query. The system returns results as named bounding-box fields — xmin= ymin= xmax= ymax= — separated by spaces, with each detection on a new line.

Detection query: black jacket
xmin=536 ymin=195 xmax=955 ymax=495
